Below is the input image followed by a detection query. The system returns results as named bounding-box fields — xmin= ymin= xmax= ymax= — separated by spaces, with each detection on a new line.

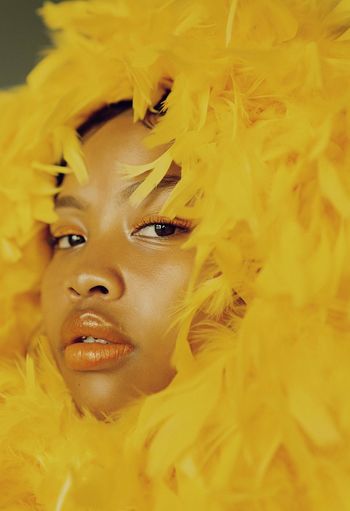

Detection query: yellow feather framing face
xmin=0 ymin=0 xmax=350 ymax=509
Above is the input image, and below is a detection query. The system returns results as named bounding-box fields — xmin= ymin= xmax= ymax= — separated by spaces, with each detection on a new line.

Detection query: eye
xmin=132 ymin=216 xmax=192 ymax=239
xmin=135 ymin=223 xmax=179 ymax=238
xmin=50 ymin=233 xmax=86 ymax=249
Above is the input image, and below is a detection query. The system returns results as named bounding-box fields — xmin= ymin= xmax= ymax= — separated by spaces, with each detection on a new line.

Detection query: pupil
xmin=69 ymin=234 xmax=83 ymax=246
xmin=154 ymin=224 xmax=176 ymax=237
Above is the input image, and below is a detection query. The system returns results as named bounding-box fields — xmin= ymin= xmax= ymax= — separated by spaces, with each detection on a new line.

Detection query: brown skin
xmin=41 ymin=110 xmax=195 ymax=418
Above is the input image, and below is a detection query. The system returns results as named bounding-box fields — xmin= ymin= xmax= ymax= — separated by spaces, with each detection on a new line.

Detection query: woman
xmin=42 ymin=99 xmax=199 ymax=417
xmin=0 ymin=1 xmax=349 ymax=509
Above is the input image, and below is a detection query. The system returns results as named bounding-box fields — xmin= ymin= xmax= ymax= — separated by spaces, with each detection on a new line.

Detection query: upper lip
xmin=61 ymin=310 xmax=133 ymax=348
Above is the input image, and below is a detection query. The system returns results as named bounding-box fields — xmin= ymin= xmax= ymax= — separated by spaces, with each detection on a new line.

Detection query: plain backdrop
xmin=0 ymin=0 xmax=62 ymax=88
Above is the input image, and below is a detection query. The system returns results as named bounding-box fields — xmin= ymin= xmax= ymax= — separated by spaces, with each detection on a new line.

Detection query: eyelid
xmin=51 ymin=225 xmax=86 ymax=238
xmin=131 ymin=215 xmax=192 ymax=235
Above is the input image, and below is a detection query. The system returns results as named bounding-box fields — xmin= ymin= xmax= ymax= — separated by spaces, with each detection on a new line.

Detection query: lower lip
xmin=64 ymin=342 xmax=133 ymax=371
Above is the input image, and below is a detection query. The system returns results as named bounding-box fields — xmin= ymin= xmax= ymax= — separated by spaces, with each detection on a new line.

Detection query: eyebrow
xmin=119 ymin=174 xmax=180 ymax=203
xmin=55 ymin=174 xmax=180 ymax=210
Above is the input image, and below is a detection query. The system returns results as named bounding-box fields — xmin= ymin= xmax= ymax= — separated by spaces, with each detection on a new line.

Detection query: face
xmin=41 ymin=110 xmax=195 ymax=418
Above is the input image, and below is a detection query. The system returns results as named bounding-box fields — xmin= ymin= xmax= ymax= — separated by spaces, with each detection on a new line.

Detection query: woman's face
xmin=41 ymin=110 xmax=195 ymax=417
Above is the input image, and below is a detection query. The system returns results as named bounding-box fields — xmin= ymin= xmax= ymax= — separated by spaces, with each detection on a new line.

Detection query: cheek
xmin=40 ymin=258 xmax=66 ymax=337
xmin=130 ymin=253 xmax=194 ymax=338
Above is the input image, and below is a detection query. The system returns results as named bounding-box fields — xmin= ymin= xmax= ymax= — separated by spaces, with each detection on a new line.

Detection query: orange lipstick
xmin=61 ymin=310 xmax=134 ymax=371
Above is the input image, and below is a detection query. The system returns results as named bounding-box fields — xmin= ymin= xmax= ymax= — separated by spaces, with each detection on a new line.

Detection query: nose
xmin=66 ymin=270 xmax=124 ymax=301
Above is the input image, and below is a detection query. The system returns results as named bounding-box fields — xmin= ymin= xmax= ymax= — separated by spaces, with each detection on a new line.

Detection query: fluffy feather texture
xmin=0 ymin=0 xmax=350 ymax=508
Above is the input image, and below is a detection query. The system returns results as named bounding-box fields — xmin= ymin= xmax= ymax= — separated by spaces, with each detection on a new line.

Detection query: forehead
xmin=84 ymin=109 xmax=170 ymax=173
xmin=59 ymin=109 xmax=179 ymax=198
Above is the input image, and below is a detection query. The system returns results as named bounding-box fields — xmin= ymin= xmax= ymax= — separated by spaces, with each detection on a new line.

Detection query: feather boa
xmin=0 ymin=0 xmax=350 ymax=508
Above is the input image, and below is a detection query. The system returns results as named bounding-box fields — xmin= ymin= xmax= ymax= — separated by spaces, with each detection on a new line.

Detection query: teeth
xmin=81 ymin=336 xmax=110 ymax=345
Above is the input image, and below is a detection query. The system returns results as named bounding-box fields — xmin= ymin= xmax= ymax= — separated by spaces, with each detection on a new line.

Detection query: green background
xmin=0 ymin=0 xmax=62 ymax=88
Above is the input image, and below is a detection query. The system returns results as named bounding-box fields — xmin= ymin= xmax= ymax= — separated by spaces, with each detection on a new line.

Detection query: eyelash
xmin=48 ymin=215 xmax=192 ymax=249
xmin=131 ymin=215 xmax=192 ymax=236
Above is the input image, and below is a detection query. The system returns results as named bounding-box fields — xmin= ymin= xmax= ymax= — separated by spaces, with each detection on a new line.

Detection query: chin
xmin=63 ymin=370 xmax=138 ymax=419
xmin=74 ymin=391 xmax=136 ymax=420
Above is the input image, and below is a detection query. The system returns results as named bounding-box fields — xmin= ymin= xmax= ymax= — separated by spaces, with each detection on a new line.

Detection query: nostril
xmin=89 ymin=285 xmax=109 ymax=295
xmin=68 ymin=287 xmax=80 ymax=297
xmin=67 ymin=279 xmax=114 ymax=299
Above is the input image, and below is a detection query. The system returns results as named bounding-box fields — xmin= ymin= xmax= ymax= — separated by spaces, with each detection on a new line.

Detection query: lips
xmin=61 ymin=310 xmax=134 ymax=371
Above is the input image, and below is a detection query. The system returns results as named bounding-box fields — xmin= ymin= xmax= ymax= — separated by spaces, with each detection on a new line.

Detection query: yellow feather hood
xmin=1 ymin=0 xmax=350 ymax=509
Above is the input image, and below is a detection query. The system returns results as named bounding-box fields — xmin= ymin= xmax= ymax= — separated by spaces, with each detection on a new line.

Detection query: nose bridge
xmin=65 ymin=241 xmax=125 ymax=300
